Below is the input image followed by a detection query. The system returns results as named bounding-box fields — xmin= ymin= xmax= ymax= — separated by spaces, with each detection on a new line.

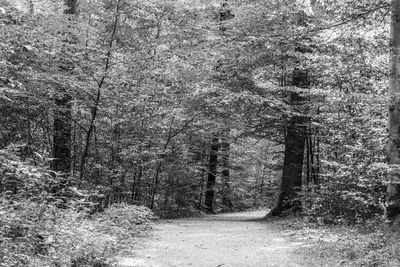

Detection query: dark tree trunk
xmin=314 ymin=106 xmax=321 ymax=185
xmin=52 ymin=0 xmax=78 ymax=174
xmin=198 ymin=167 xmax=206 ymax=210
xmin=202 ymin=0 xmax=233 ymax=213
xmin=306 ymin=124 xmax=319 ymax=185
xmin=134 ymin=164 xmax=143 ymax=202
xmin=315 ymin=133 xmax=320 ymax=184
xmin=64 ymin=0 xmax=78 ymax=14
xmin=387 ymin=0 xmax=400 ymax=223
xmin=306 ymin=134 xmax=311 ymax=185
xmin=204 ymin=137 xmax=219 ymax=213
xmin=271 ymin=69 xmax=308 ymax=216
xmin=150 ymin=161 xmax=162 ymax=210
xmin=52 ymin=93 xmax=72 ymax=174
xmin=220 ymin=137 xmax=233 ymax=211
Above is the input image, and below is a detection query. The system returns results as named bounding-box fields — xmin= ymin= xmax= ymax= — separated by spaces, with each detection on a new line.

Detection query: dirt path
xmin=117 ymin=210 xmax=317 ymax=267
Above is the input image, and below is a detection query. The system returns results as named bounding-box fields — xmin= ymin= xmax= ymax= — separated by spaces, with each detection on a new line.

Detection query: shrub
xmin=0 ymin=149 xmax=155 ymax=266
xmin=302 ymin=163 xmax=386 ymax=224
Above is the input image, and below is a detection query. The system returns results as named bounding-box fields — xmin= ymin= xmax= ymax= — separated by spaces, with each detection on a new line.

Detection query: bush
xmin=0 ymin=201 xmax=154 ymax=267
xmin=0 ymin=149 xmax=155 ymax=266
xmin=302 ymin=163 xmax=386 ymax=224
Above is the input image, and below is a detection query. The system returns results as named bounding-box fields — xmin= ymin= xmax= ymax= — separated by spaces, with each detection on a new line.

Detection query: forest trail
xmin=117 ymin=210 xmax=317 ymax=267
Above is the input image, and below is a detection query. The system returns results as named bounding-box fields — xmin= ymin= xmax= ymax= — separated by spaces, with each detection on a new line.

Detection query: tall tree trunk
xmin=52 ymin=0 xmax=78 ymax=174
xmin=220 ymin=136 xmax=233 ymax=211
xmin=314 ymin=106 xmax=321 ymax=185
xmin=204 ymin=137 xmax=219 ymax=213
xmin=387 ymin=0 xmax=400 ymax=222
xmin=270 ymin=70 xmax=308 ymax=216
xmin=306 ymin=134 xmax=311 ymax=185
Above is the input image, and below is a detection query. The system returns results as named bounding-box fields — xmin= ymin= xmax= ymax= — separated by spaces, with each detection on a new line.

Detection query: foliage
xmin=0 ymin=149 xmax=154 ymax=266
xmin=220 ymin=0 xmax=390 ymax=223
xmin=0 ymin=0 xmax=395 ymax=245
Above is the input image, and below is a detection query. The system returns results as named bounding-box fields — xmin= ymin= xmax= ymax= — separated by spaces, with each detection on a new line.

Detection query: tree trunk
xmin=203 ymin=0 xmax=234 ymax=213
xmin=150 ymin=161 xmax=162 ymax=210
xmin=52 ymin=93 xmax=72 ymax=174
xmin=270 ymin=70 xmax=308 ymax=216
xmin=220 ymin=136 xmax=233 ymax=211
xmin=204 ymin=137 xmax=219 ymax=213
xmin=52 ymin=0 xmax=78 ymax=174
xmin=134 ymin=164 xmax=143 ymax=202
xmin=306 ymin=134 xmax=311 ymax=185
xmin=198 ymin=167 xmax=206 ymax=210
xmin=387 ymin=0 xmax=400 ymax=222
xmin=64 ymin=0 xmax=78 ymax=15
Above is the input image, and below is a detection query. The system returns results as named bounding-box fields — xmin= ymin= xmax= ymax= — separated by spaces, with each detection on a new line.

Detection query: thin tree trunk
xmin=306 ymin=134 xmax=311 ymax=185
xmin=314 ymin=106 xmax=321 ymax=185
xmin=198 ymin=167 xmax=206 ymax=210
xmin=204 ymin=137 xmax=219 ymax=213
xmin=149 ymin=111 xmax=195 ymax=210
xmin=260 ymin=165 xmax=266 ymax=194
xmin=79 ymin=0 xmax=121 ymax=181
xmin=131 ymin=168 xmax=137 ymax=201
xmin=134 ymin=164 xmax=143 ymax=202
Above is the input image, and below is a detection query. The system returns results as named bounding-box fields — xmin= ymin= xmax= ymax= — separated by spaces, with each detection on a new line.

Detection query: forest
xmin=1 ymin=0 xmax=400 ymax=266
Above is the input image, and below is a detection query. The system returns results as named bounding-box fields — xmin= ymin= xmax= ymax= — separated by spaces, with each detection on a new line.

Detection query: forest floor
xmin=117 ymin=210 xmax=319 ymax=267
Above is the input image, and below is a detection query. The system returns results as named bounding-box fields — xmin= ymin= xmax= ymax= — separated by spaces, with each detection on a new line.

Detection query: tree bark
xmin=220 ymin=136 xmax=233 ymax=211
xmin=150 ymin=161 xmax=162 ymax=210
xmin=52 ymin=92 xmax=72 ymax=174
xmin=51 ymin=0 xmax=78 ymax=174
xmin=270 ymin=70 xmax=308 ymax=216
xmin=198 ymin=167 xmax=206 ymax=210
xmin=134 ymin=164 xmax=143 ymax=201
xmin=64 ymin=0 xmax=78 ymax=15
xmin=204 ymin=137 xmax=219 ymax=213
xmin=387 ymin=0 xmax=400 ymax=222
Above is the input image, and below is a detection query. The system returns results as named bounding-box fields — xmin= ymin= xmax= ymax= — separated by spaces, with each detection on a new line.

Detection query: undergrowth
xmin=0 ymin=201 xmax=155 ymax=267
xmin=271 ymin=215 xmax=400 ymax=267
xmin=0 ymin=149 xmax=155 ymax=267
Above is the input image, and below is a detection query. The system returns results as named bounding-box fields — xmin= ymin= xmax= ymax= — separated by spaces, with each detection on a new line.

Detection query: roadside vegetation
xmin=0 ymin=149 xmax=154 ymax=267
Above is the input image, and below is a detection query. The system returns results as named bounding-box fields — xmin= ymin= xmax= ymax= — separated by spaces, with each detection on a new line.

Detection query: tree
xmin=269 ymin=8 xmax=312 ymax=216
xmin=51 ymin=0 xmax=77 ymax=174
xmin=220 ymin=135 xmax=233 ymax=211
xmin=270 ymin=69 xmax=309 ymax=216
xmin=387 ymin=0 xmax=400 ymax=221
xmin=204 ymin=137 xmax=219 ymax=213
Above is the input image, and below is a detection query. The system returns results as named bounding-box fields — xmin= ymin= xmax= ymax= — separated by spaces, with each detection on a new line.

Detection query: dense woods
xmin=0 ymin=0 xmax=399 ymax=266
